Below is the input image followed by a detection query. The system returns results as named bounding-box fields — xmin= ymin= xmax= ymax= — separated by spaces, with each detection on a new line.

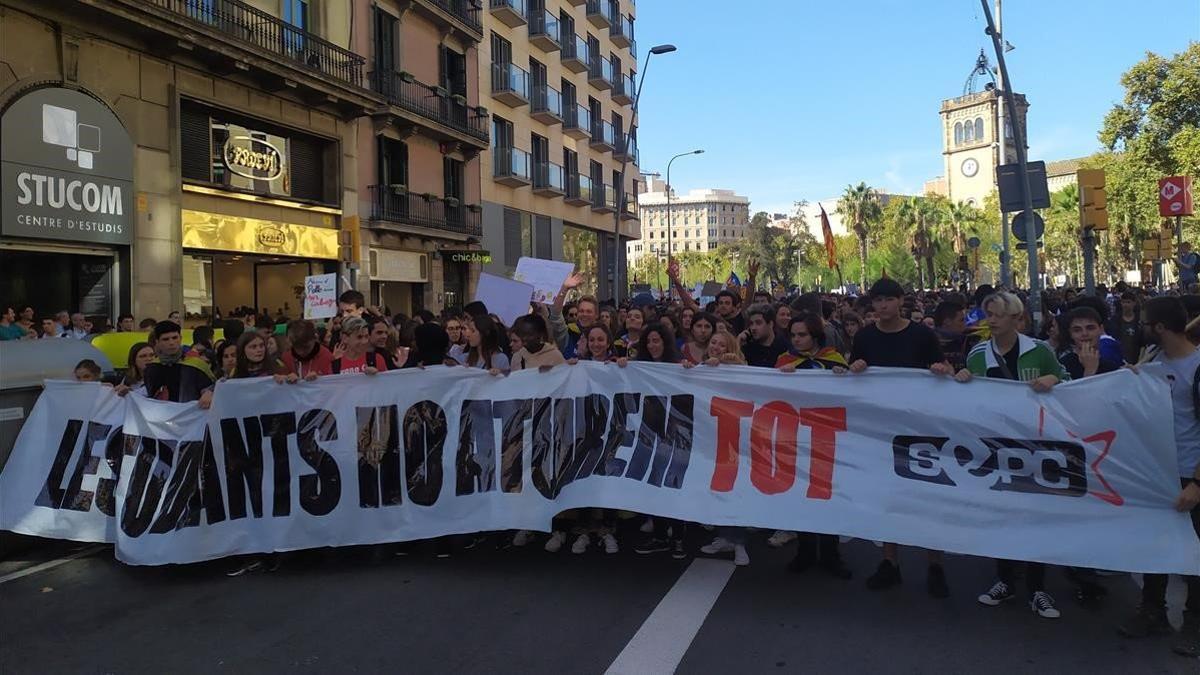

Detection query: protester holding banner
xmin=457 ymin=315 xmax=510 ymax=374
xmin=844 ymin=279 xmax=951 ymax=598
xmin=1119 ymin=296 xmax=1200 ymax=656
xmin=741 ymin=304 xmax=789 ymax=368
xmin=569 ymin=324 xmax=617 ymax=364
xmin=681 ymin=312 xmax=717 ymax=365
xmin=331 ymin=317 xmax=386 ymax=375
xmin=135 ymin=321 xmax=215 ymax=408
xmin=402 ymin=322 xmax=453 ymax=369
xmin=230 ymin=332 xmax=288 ymax=382
xmin=281 ymin=319 xmax=333 ymax=380
xmin=119 ymin=341 xmax=154 ymax=397
xmin=954 ymin=291 xmax=1068 ymax=619
xmin=1058 ymin=307 xmax=1123 ymax=380
xmin=615 ymin=307 xmax=645 ymax=359
xmin=776 ymin=315 xmax=848 ymax=372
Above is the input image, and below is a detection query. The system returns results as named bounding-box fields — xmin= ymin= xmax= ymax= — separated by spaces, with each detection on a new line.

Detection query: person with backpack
xmin=1119 ymin=296 xmax=1200 ymax=657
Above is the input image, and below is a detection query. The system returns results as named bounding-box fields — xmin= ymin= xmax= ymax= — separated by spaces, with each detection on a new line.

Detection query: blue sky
xmin=633 ymin=0 xmax=1200 ymax=215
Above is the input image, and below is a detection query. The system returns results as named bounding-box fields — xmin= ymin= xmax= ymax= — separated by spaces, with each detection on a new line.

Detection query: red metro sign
xmin=1159 ymin=176 xmax=1194 ymax=217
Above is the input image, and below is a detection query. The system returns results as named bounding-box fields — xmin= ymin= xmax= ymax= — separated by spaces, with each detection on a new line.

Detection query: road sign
xmin=1011 ymin=210 xmax=1045 ymax=243
xmin=1159 ymin=176 xmax=1194 ymax=217
xmin=967 ymin=236 xmax=981 ymax=249
xmin=998 ymin=161 xmax=1051 ymax=213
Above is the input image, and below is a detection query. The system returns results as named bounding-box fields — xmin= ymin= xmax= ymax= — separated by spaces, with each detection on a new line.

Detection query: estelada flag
xmin=726 ymin=271 xmax=742 ymax=288
xmin=820 ymin=204 xmax=837 ymax=269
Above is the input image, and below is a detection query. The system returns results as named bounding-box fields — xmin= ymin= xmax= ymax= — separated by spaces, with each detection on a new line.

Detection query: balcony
xmin=565 ymin=174 xmax=593 ymax=206
xmin=108 ymin=0 xmax=378 ymax=113
xmin=371 ymin=71 xmax=489 ymax=148
xmin=591 ymin=183 xmax=617 ymax=213
xmin=585 ymin=0 xmax=612 ymax=28
xmin=620 ymin=191 xmax=638 ymax=221
xmin=493 ymin=147 xmax=532 ymax=187
xmin=411 ymin=0 xmax=484 ymax=42
xmin=589 ymin=119 xmax=615 ymax=152
xmin=612 ymin=72 xmax=635 ymax=106
xmin=533 ymin=161 xmax=566 ymax=196
xmin=369 ymin=185 xmax=482 ymax=238
xmin=563 ymin=103 xmax=591 ymax=140
xmin=489 ymin=0 xmax=527 ymax=27
xmin=491 ymin=61 xmax=530 ymax=107
xmin=588 ymin=55 xmax=613 ymax=90
xmin=614 ymin=130 xmax=638 ymax=163
xmin=561 ymin=34 xmax=589 ymax=73
xmin=531 ymin=82 xmax=563 ymax=124
xmin=529 ymin=9 xmax=560 ymax=52
xmin=610 ymin=14 xmax=633 ymax=48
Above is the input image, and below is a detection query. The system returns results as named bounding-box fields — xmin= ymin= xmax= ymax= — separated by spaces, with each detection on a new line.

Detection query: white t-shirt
xmin=1160 ymin=346 xmax=1200 ymax=477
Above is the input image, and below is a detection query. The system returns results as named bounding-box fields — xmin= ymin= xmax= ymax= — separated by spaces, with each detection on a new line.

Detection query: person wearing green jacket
xmin=951 ymin=291 xmax=1069 ymax=620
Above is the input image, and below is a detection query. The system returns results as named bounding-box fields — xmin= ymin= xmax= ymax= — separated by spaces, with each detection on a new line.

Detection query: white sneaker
xmin=1030 ymin=591 xmax=1061 ymax=619
xmin=602 ymin=533 xmax=619 ymax=554
xmin=700 ymin=537 xmax=734 ymax=555
xmin=544 ymin=531 xmax=566 ymax=553
xmin=733 ymin=545 xmax=750 ymax=566
xmin=512 ymin=530 xmax=532 ymax=547
xmin=766 ymin=530 xmax=797 ymax=548
xmin=571 ymin=533 xmax=590 ymax=554
xmin=640 ymin=517 xmax=655 ymax=533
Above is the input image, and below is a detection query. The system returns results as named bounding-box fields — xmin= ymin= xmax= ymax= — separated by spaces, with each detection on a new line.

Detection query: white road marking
xmin=0 ymin=545 xmax=104 ymax=585
xmin=606 ymin=558 xmax=736 ymax=675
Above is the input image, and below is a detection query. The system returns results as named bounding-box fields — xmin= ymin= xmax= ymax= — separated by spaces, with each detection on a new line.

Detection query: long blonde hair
xmin=707 ymin=330 xmax=746 ymax=365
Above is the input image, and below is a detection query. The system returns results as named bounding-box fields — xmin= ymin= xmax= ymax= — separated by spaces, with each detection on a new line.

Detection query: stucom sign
xmin=2 ymin=87 xmax=134 ymax=245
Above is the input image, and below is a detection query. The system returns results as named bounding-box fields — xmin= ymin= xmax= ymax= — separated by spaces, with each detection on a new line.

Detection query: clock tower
xmin=940 ymin=52 xmax=1028 ymax=207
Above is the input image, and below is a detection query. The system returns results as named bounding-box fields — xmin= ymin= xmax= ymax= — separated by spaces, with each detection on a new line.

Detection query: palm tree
xmin=836 ymin=182 xmax=882 ymax=288
xmin=896 ymin=197 xmax=924 ymax=288
xmin=947 ymin=200 xmax=976 ymax=256
xmin=916 ymin=198 xmax=941 ymax=289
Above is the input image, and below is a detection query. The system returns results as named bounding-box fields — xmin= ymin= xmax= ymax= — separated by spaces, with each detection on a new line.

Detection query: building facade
xmin=353 ymin=0 xmax=490 ymax=315
xmin=1 ymin=0 xmax=381 ymax=325
xmin=627 ymin=178 xmax=749 ymax=267
xmin=478 ymin=0 xmax=640 ymax=300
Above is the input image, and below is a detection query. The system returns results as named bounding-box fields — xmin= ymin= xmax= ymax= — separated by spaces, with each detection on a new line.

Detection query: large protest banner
xmin=2 ymin=363 xmax=1197 ymax=573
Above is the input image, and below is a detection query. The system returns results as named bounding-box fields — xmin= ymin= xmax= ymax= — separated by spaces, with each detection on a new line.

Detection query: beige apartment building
xmin=1 ymin=0 xmax=379 ymax=324
xmin=627 ymin=178 xmax=749 ymax=267
xmin=352 ymin=0 xmax=490 ymax=314
xmin=478 ymin=0 xmax=641 ymax=299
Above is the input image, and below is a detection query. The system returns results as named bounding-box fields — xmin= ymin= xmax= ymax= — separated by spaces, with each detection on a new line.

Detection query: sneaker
xmin=544 ymin=531 xmax=566 ymax=553
xmin=767 ymin=530 xmax=797 ymax=548
xmin=225 ymin=559 xmax=264 ymax=577
xmin=602 ymin=533 xmax=619 ymax=554
xmin=571 ymin=533 xmax=590 ymax=554
xmin=978 ymin=580 xmax=1015 ymax=606
xmin=1119 ymin=605 xmax=1174 ymax=638
xmin=700 ymin=537 xmax=735 ymax=555
xmin=926 ymin=563 xmax=950 ymax=599
xmin=512 ymin=530 xmax=533 ymax=547
xmin=818 ymin=556 xmax=852 ymax=580
xmin=639 ymin=517 xmax=655 ymax=534
xmin=671 ymin=539 xmax=687 ymax=560
xmin=634 ymin=537 xmax=670 ymax=555
xmin=866 ymin=560 xmax=902 ymax=591
xmin=1030 ymin=591 xmax=1061 ymax=619
xmin=733 ymin=545 xmax=749 ymax=566
xmin=1172 ymin=611 xmax=1200 ymax=657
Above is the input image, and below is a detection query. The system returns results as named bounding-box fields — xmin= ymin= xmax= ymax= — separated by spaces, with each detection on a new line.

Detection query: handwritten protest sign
xmin=303 ymin=273 xmax=337 ymax=320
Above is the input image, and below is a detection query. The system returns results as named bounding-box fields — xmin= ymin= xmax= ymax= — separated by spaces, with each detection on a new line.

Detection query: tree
xmin=836 ymin=182 xmax=883 ymax=288
xmin=1101 ymin=44 xmax=1200 ymax=175
xmin=895 ymin=197 xmax=924 ymax=287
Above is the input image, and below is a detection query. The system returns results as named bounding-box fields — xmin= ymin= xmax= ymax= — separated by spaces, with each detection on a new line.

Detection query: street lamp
xmin=613 ymin=44 xmax=676 ymax=301
xmin=665 ymin=149 xmax=704 ymax=297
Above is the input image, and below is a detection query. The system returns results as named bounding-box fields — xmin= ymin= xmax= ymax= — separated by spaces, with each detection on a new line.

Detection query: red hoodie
xmin=282 ymin=344 xmax=334 ymax=378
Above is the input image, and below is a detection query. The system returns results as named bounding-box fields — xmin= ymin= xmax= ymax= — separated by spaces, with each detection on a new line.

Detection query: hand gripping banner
xmin=2 ymin=363 xmax=1197 ymax=572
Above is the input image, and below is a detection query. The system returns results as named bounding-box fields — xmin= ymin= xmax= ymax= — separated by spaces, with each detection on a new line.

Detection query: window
xmin=378 ymin=137 xmax=408 ymax=186
xmin=283 ymin=0 xmax=307 ymax=28
xmin=974 ymin=117 xmax=984 ymax=142
xmin=492 ymin=115 xmax=514 ymax=148
xmin=954 ymin=121 xmax=963 ymax=146
xmin=708 ymin=215 xmax=716 ymax=224
xmin=374 ymin=8 xmax=397 ymax=77
xmin=963 ymin=119 xmax=974 ymax=143
xmin=491 ymin=33 xmax=512 ymax=67
xmin=709 ymin=228 xmax=716 ymax=237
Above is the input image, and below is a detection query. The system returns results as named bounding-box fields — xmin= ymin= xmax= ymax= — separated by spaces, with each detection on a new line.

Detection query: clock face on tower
xmin=961 ymin=158 xmax=979 ymax=177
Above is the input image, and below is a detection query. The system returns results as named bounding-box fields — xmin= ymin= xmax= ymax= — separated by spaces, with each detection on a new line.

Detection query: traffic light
xmin=1077 ymin=169 xmax=1109 ymax=231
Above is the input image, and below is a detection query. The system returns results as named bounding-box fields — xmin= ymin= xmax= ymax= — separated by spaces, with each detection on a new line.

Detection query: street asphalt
xmin=1 ymin=526 xmax=1196 ymax=674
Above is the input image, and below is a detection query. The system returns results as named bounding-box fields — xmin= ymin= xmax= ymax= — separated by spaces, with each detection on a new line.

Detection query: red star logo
xmin=1038 ymin=406 xmax=1123 ymax=506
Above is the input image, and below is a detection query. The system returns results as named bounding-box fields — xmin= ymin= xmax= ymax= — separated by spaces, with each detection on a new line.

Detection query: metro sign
xmin=1159 ymin=176 xmax=1194 ymax=217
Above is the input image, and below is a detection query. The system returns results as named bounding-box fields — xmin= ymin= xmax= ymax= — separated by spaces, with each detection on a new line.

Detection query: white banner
xmin=2 ymin=364 xmax=1197 ymax=573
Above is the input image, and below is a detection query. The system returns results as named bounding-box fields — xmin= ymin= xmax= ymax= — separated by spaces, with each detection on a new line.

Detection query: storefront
xmin=1 ymin=86 xmax=134 ymax=323
xmin=440 ymin=249 xmax=489 ymax=312
xmin=178 ymin=100 xmax=341 ymax=323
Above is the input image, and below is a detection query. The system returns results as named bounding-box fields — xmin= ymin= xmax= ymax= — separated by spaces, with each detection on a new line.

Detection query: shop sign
xmin=181 ymin=209 xmax=339 ymax=259
xmin=444 ymin=249 xmax=492 ymax=264
xmin=223 ymin=136 xmax=284 ymax=181
xmin=1 ymin=87 xmax=134 ymax=245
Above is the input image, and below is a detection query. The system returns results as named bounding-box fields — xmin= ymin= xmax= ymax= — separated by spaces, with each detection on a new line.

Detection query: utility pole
xmin=980 ymin=0 xmax=1041 ymax=330
xmin=995 ymin=0 xmax=1012 ymax=288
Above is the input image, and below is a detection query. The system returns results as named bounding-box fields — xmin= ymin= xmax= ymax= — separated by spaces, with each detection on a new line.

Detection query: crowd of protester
xmin=6 ymin=262 xmax=1200 ymax=658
